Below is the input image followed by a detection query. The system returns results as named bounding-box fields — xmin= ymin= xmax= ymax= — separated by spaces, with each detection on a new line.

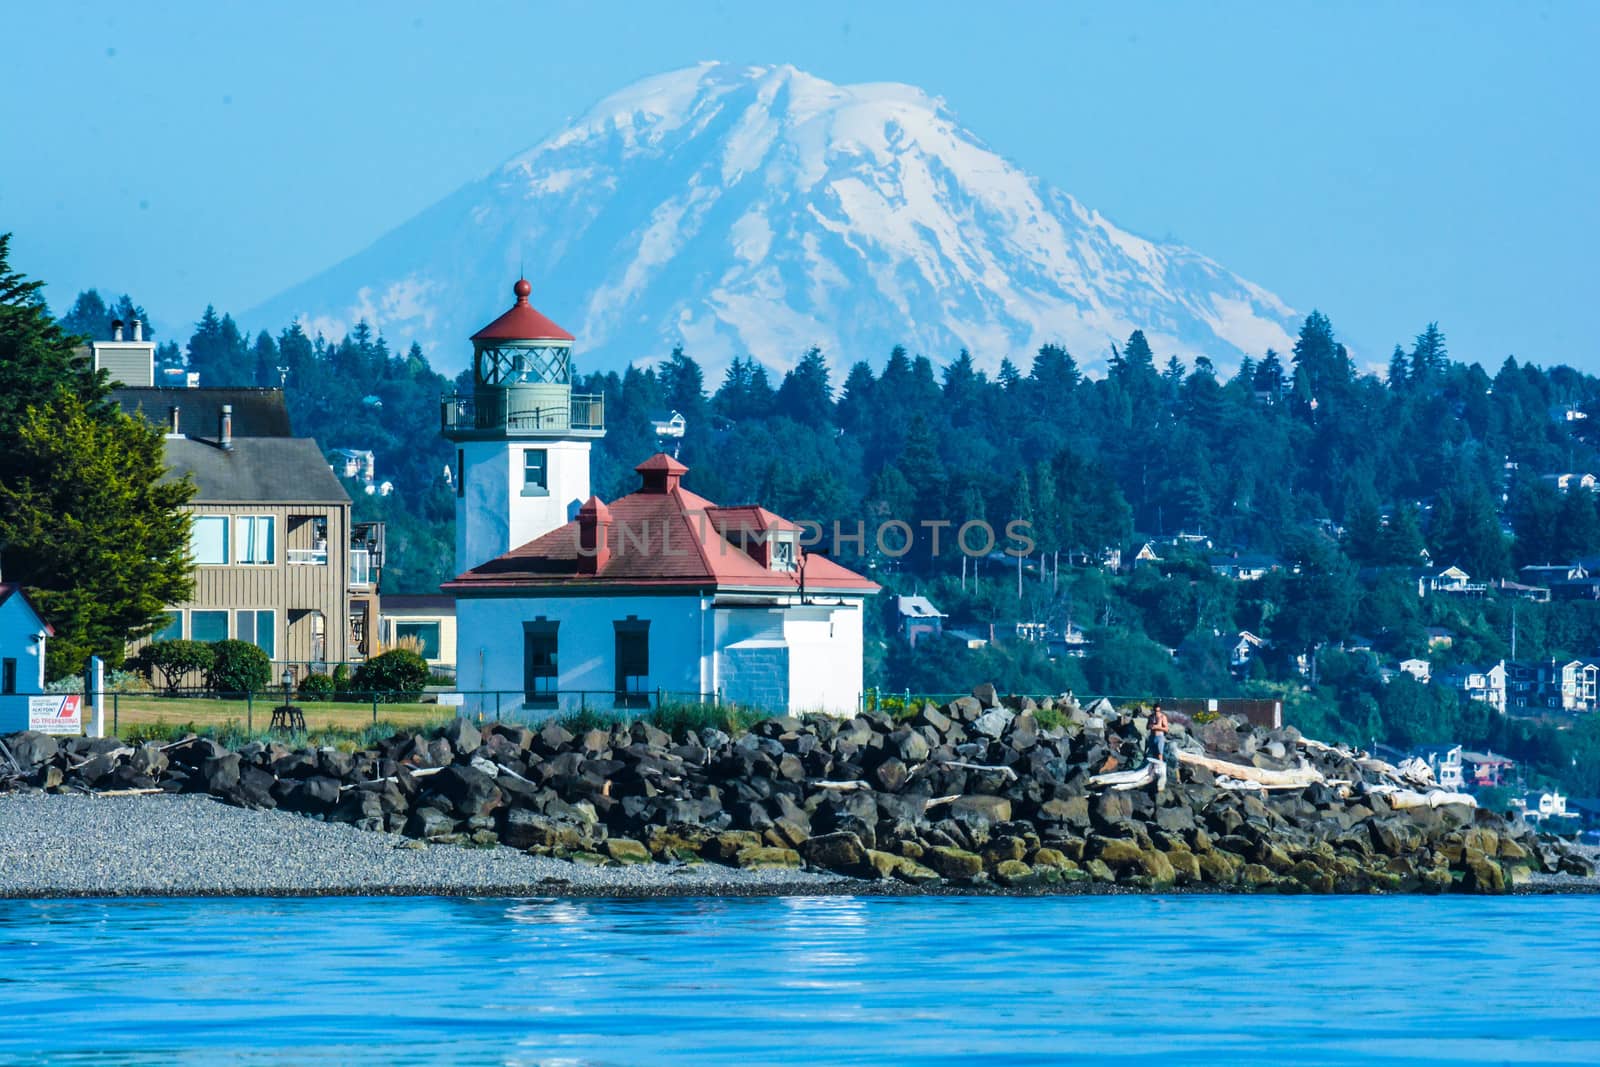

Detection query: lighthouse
xmin=442 ymin=279 xmax=605 ymax=575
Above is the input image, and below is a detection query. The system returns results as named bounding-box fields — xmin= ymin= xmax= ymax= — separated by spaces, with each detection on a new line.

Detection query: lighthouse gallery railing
xmin=440 ymin=393 xmax=605 ymax=434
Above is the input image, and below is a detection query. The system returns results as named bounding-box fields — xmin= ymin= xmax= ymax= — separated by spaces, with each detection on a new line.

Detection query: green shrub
xmin=207 ymin=640 xmax=271 ymax=695
xmin=297 ymin=672 xmax=337 ymax=699
xmin=352 ymin=649 xmax=430 ymax=701
xmin=132 ymin=640 xmax=216 ymax=691
xmin=332 ymin=663 xmax=352 ymax=691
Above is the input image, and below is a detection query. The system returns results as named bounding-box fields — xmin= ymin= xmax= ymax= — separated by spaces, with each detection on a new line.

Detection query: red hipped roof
xmin=471 ymin=279 xmax=575 ymax=343
xmin=446 ymin=455 xmax=879 ymax=596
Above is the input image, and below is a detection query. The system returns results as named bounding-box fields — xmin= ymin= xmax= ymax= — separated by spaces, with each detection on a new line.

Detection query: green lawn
xmin=108 ymin=695 xmax=446 ymax=734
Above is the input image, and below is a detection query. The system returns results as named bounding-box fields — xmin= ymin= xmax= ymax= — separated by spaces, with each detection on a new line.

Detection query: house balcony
xmin=440 ymin=392 xmax=605 ymax=438
xmin=349 ymin=548 xmax=374 ymax=589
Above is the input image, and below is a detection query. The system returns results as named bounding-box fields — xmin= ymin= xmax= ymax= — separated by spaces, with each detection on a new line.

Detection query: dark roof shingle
xmin=164 ymin=437 xmax=349 ymax=505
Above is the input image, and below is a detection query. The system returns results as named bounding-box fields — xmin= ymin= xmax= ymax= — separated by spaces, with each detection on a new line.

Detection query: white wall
xmin=457 ymin=591 xmax=868 ymax=719
xmin=457 ymin=592 xmax=710 ymax=715
xmin=783 ymin=600 xmax=865 ymax=716
xmin=455 ymin=438 xmax=591 ymax=575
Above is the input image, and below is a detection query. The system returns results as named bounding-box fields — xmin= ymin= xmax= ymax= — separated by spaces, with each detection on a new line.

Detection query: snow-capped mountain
xmin=248 ymin=62 xmax=1297 ymax=377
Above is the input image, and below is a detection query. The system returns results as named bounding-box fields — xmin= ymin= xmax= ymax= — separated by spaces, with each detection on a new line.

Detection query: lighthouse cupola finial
xmin=514 ymin=278 xmax=532 ymax=302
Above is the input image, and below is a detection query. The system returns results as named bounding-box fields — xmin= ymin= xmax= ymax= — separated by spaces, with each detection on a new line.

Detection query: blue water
xmin=2 ymin=895 xmax=1598 ymax=1065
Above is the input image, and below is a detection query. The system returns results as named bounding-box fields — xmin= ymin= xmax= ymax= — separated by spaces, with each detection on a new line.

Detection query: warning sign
xmin=28 ymin=695 xmax=82 ymax=735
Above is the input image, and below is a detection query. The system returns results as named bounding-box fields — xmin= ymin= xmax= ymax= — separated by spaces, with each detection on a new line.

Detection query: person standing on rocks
xmin=1148 ymin=703 xmax=1170 ymax=763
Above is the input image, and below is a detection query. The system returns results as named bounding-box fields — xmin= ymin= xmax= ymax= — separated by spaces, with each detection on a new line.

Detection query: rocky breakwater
xmin=2 ymin=686 xmax=1591 ymax=894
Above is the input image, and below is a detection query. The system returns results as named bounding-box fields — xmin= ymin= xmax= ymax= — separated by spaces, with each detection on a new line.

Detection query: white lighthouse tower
xmin=442 ymin=279 xmax=605 ymax=575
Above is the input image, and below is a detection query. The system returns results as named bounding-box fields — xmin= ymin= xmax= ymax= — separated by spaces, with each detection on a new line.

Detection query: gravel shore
xmin=0 ymin=793 xmax=854 ymax=899
xmin=3 ymin=793 xmax=1594 ymax=899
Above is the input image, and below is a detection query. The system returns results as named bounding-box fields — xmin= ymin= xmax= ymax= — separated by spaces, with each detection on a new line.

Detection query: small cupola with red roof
xmin=635 ymin=453 xmax=688 ymax=494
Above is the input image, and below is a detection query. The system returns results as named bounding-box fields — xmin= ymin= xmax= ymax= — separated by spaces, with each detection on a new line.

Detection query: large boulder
xmin=426 ymin=765 xmax=502 ymax=818
xmin=972 ymin=709 xmax=1015 ymax=740
xmin=950 ymin=795 xmax=1012 ymax=827
xmin=435 ymin=713 xmax=476 ymax=755
xmin=5 ymin=732 xmax=59 ymax=769
xmin=799 ymin=831 xmax=869 ymax=875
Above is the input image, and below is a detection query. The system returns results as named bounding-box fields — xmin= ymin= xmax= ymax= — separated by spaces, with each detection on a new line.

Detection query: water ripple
xmin=1 ymin=895 xmax=1598 ymax=1065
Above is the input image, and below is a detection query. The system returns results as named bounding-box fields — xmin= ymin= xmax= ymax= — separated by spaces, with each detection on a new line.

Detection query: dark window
xmin=1 ymin=658 xmax=15 ymax=695
xmin=523 ymin=449 xmax=548 ymax=494
xmin=191 ymin=610 xmax=228 ymax=643
xmin=153 ymin=611 xmax=183 ymax=642
xmin=456 ymin=449 xmax=465 ymax=498
xmin=614 ymin=617 xmax=649 ymax=707
xmin=523 ymin=619 xmax=558 ymax=706
xmin=396 ymin=621 xmax=441 ymax=660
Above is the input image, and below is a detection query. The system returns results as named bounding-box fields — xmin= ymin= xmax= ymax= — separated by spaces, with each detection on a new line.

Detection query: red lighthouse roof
xmin=471 ymin=278 xmax=575 ymax=343
xmin=444 ymin=453 xmax=879 ymax=596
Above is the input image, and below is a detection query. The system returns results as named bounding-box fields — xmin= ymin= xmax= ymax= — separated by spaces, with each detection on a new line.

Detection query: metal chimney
xmin=132 ymin=319 xmax=143 ymax=342
xmin=219 ymin=404 xmax=233 ymax=450
xmin=111 ymin=319 xmax=124 ymax=342
xmin=167 ymin=405 xmax=180 ymax=436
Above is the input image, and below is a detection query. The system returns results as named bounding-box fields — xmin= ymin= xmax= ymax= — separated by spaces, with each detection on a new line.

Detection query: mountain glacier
xmin=248 ymin=62 xmax=1298 ymax=378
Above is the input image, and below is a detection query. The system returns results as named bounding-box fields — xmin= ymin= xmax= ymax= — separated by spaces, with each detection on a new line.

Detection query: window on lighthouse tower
xmin=523 ymin=449 xmax=548 ymax=495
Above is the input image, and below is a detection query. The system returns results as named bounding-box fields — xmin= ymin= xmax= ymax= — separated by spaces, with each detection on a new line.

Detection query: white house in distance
xmin=0 ymin=582 xmax=53 ymax=732
xmin=443 ymin=280 xmax=878 ymax=716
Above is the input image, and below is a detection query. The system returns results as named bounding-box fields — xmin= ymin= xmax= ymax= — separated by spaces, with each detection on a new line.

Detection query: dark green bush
xmin=297 ymin=672 xmax=337 ymax=699
xmin=352 ymin=649 xmax=430 ymax=701
xmin=207 ymin=640 xmax=271 ymax=695
xmin=132 ymin=640 xmax=215 ymax=691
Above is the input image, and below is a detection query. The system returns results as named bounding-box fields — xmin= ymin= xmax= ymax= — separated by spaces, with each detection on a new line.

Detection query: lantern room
xmin=442 ymin=279 xmax=604 ymax=438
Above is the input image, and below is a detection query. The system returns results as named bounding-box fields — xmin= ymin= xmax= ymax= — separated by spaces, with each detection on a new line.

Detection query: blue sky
xmin=3 ymin=1 xmax=1595 ymax=372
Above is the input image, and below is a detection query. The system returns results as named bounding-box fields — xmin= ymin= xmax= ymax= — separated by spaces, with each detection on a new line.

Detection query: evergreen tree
xmin=0 ymin=392 xmax=195 ymax=676
xmin=57 ymin=289 xmax=110 ymax=339
xmin=1254 ymin=349 xmax=1286 ymax=399
xmin=775 ymin=347 xmax=834 ymax=427
xmin=835 ymin=360 xmax=876 ymax=434
xmin=1410 ymin=322 xmax=1448 ymax=384
xmin=0 ymin=236 xmax=193 ymax=676
xmin=1386 ymin=344 xmax=1409 ymax=390
xmin=0 ymin=234 xmax=109 ymax=484
xmin=251 ymin=330 xmax=279 ymax=387
xmin=996 ymin=357 xmax=1022 ymax=390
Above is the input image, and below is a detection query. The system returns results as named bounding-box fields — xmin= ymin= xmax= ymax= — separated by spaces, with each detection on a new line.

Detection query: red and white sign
xmin=28 ymin=695 xmax=82 ymax=735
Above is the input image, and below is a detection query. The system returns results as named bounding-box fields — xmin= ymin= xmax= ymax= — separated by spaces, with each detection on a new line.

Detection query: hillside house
xmin=895 ymin=595 xmax=946 ymax=647
xmin=116 ymin=383 xmax=384 ymax=672
xmin=1418 ymin=566 xmax=1487 ymax=598
xmin=649 ymin=409 xmax=687 ymax=439
xmin=443 ymin=280 xmax=876 ymax=716
xmin=1208 ymin=553 xmax=1282 ymax=581
xmin=1413 ymin=744 xmax=1467 ymax=790
xmin=1398 ymin=658 xmax=1432 ymax=684
xmin=1425 ymin=626 xmax=1456 ymax=650
xmin=1493 ymin=578 xmax=1551 ymax=603
xmin=1228 ymin=630 xmax=1267 ymax=671
xmin=1130 ymin=542 xmax=1163 ymax=570
xmin=1459 ymin=750 xmax=1515 ymax=788
xmin=1445 ymin=661 xmax=1508 ymax=715
xmin=1541 ymin=472 xmax=1598 ymax=493
xmin=1521 ymin=563 xmax=1588 ymax=586
xmin=329 ymin=448 xmax=376 ymax=482
xmin=1514 ymin=790 xmax=1570 ymax=826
